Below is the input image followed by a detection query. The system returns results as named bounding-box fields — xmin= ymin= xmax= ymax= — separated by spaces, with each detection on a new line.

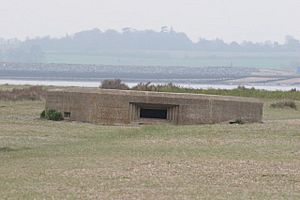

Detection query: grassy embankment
xmin=43 ymin=51 xmax=300 ymax=69
xmin=0 ymin=85 xmax=300 ymax=199
xmin=132 ymin=83 xmax=300 ymax=100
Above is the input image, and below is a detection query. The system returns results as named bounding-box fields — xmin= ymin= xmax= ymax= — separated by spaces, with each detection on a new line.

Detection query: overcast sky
xmin=1 ymin=0 xmax=300 ymax=43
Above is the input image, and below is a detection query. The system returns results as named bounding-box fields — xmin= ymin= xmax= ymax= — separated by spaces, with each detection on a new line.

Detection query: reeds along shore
xmin=101 ymin=80 xmax=300 ymax=100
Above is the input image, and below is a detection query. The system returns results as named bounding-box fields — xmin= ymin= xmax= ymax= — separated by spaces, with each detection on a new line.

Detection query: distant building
xmin=45 ymin=88 xmax=263 ymax=125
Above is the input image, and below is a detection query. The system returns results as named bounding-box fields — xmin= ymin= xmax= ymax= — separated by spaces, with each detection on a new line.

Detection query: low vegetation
xmin=0 ymin=86 xmax=46 ymax=101
xmin=158 ymin=85 xmax=300 ymax=100
xmin=270 ymin=100 xmax=297 ymax=110
xmin=100 ymin=79 xmax=129 ymax=90
xmin=1 ymin=82 xmax=300 ymax=102
xmin=131 ymin=81 xmax=161 ymax=91
xmin=40 ymin=109 xmax=64 ymax=121
xmin=100 ymin=80 xmax=300 ymax=100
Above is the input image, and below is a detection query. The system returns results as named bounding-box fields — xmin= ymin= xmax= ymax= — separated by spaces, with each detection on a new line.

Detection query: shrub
xmin=270 ymin=101 xmax=297 ymax=110
xmin=131 ymin=82 xmax=181 ymax=92
xmin=237 ymin=85 xmax=247 ymax=90
xmin=46 ymin=110 xmax=63 ymax=121
xmin=41 ymin=110 xmax=64 ymax=121
xmin=131 ymin=82 xmax=158 ymax=91
xmin=100 ymin=79 xmax=129 ymax=90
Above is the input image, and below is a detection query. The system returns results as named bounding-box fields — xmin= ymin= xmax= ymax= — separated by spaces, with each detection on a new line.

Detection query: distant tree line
xmin=0 ymin=27 xmax=300 ymax=62
xmin=22 ymin=28 xmax=300 ymax=52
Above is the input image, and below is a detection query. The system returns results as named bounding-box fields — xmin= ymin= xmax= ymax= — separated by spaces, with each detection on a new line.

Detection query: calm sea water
xmin=1 ymin=79 xmax=299 ymax=91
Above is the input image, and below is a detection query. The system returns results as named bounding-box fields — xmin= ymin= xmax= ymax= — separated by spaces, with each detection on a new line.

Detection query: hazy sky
xmin=1 ymin=0 xmax=300 ymax=43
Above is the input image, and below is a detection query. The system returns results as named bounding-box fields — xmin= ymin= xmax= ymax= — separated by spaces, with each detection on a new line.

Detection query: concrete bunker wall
xmin=46 ymin=90 xmax=263 ymax=125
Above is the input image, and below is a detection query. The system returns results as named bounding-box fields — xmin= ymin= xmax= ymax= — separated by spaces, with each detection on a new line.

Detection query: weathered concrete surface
xmin=46 ymin=88 xmax=263 ymax=125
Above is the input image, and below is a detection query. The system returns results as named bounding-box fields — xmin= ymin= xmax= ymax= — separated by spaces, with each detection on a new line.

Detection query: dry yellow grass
xmin=0 ymin=100 xmax=300 ymax=199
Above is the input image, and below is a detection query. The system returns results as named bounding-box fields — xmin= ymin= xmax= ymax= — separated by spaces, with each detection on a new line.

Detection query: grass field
xmin=44 ymin=51 xmax=300 ymax=68
xmin=0 ymin=99 xmax=300 ymax=199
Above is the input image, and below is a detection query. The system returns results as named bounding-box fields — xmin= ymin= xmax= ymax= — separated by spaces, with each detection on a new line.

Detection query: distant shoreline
xmin=0 ymin=62 xmax=299 ymax=91
xmin=1 ymin=78 xmax=299 ymax=91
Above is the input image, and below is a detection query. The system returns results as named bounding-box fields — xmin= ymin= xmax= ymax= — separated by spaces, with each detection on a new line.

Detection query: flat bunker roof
xmin=48 ymin=88 xmax=261 ymax=103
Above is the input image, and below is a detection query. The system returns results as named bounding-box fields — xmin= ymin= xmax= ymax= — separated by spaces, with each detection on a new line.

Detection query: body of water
xmin=1 ymin=79 xmax=299 ymax=91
